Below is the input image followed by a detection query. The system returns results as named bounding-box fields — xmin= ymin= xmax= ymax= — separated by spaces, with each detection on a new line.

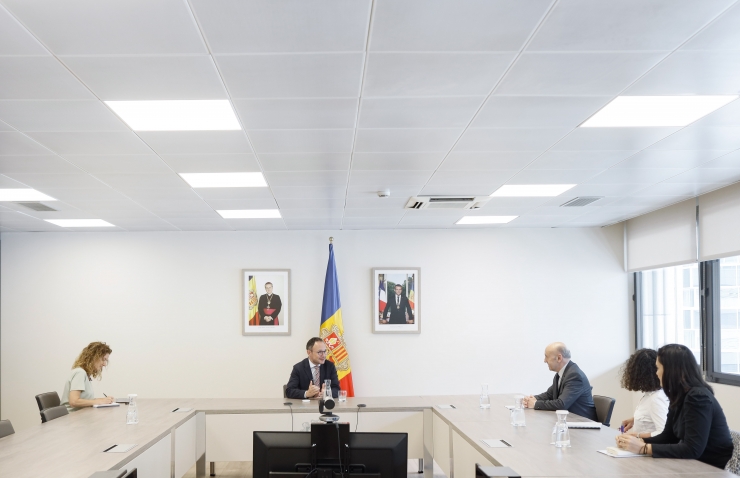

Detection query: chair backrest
xmin=593 ymin=395 xmax=616 ymax=427
xmin=0 ymin=419 xmax=15 ymax=439
xmin=41 ymin=405 xmax=69 ymax=423
xmin=726 ymin=429 xmax=740 ymax=475
xmin=35 ymin=391 xmax=61 ymax=412
xmin=283 ymin=384 xmax=287 ymax=399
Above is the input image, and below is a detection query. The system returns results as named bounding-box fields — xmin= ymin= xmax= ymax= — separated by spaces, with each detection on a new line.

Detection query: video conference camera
xmin=318 ymin=395 xmax=339 ymax=422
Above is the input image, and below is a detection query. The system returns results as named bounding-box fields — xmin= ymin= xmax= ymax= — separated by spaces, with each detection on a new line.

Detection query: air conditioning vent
xmin=15 ymin=202 xmax=57 ymax=212
xmin=405 ymin=196 xmax=491 ymax=210
xmin=560 ymin=196 xmax=603 ymax=207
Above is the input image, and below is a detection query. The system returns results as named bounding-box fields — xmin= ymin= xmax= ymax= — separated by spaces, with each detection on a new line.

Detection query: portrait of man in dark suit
xmin=257 ymin=282 xmax=282 ymax=326
xmin=381 ymin=284 xmax=415 ymax=325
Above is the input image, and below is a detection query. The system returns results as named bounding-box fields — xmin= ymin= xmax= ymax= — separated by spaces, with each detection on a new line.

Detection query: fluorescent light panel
xmin=180 ymin=172 xmax=267 ymax=188
xmin=0 ymin=189 xmax=57 ymax=201
xmin=46 ymin=219 xmax=115 ymax=228
xmin=217 ymin=209 xmax=281 ymax=219
xmin=491 ymin=184 xmax=576 ymax=197
xmin=105 ymin=100 xmax=241 ymax=131
xmin=581 ymin=96 xmax=738 ymax=127
xmin=456 ymin=216 xmax=518 ymax=225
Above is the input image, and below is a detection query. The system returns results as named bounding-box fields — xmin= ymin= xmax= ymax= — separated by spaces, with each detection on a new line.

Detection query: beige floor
xmin=184 ymin=460 xmax=446 ymax=478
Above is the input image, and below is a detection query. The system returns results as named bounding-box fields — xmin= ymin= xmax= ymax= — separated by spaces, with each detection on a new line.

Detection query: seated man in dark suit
xmin=523 ymin=342 xmax=598 ymax=421
xmin=286 ymin=337 xmax=340 ymax=400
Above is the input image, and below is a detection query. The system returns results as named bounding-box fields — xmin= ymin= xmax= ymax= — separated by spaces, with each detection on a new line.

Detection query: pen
xmin=500 ymin=439 xmax=512 ymax=447
xmin=619 ymin=425 xmax=625 ymax=433
xmin=172 ymin=408 xmax=180 ymax=412
xmin=103 ymin=393 xmax=108 ymax=397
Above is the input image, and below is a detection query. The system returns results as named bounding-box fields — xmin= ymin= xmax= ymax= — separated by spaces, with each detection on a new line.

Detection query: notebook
xmin=104 ymin=444 xmax=137 ymax=453
xmin=597 ymin=447 xmax=647 ymax=458
xmin=567 ymin=421 xmax=601 ymax=429
xmin=93 ymin=403 xmax=120 ymax=408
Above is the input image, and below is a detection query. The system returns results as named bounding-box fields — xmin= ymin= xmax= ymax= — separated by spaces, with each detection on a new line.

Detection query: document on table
xmin=93 ymin=403 xmax=120 ymax=408
xmin=104 ymin=444 xmax=137 ymax=453
xmin=438 ymin=404 xmax=456 ymax=409
xmin=482 ymin=439 xmax=512 ymax=448
xmin=504 ymin=405 xmax=515 ymax=410
xmin=598 ymin=447 xmax=648 ymax=458
xmin=172 ymin=407 xmax=193 ymax=412
xmin=567 ymin=421 xmax=601 ymax=429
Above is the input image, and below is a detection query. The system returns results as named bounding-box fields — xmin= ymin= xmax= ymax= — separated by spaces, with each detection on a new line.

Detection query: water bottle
xmin=126 ymin=394 xmax=138 ymax=425
xmin=479 ymin=384 xmax=490 ymax=409
xmin=554 ymin=410 xmax=570 ymax=447
xmin=323 ymin=379 xmax=333 ymax=400
xmin=510 ymin=395 xmax=526 ymax=427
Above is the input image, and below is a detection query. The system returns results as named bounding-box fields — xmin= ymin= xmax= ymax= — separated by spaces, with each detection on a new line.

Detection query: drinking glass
xmin=339 ymin=390 xmax=348 ymax=402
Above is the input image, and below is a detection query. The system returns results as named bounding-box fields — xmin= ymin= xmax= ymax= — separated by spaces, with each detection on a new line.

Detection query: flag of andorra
xmin=320 ymin=241 xmax=355 ymax=396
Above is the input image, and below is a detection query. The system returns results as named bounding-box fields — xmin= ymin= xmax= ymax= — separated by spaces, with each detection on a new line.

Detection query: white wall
xmin=1 ymin=228 xmax=633 ymax=432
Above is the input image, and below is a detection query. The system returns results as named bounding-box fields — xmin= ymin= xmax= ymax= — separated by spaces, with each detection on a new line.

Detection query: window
xmin=706 ymin=257 xmax=740 ymax=386
xmin=636 ymin=263 xmax=701 ymax=364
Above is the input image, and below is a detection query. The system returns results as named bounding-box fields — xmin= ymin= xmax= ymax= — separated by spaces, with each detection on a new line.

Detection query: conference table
xmin=0 ymin=394 xmax=734 ymax=478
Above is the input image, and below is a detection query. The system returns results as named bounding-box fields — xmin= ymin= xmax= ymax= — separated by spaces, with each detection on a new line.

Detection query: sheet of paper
xmin=481 ymin=439 xmax=512 ymax=448
xmin=438 ymin=404 xmax=456 ymax=409
xmin=105 ymin=444 xmax=137 ymax=453
xmin=567 ymin=421 xmax=601 ymax=429
xmin=597 ymin=449 xmax=647 ymax=458
xmin=173 ymin=407 xmax=193 ymax=412
xmin=93 ymin=403 xmax=120 ymax=408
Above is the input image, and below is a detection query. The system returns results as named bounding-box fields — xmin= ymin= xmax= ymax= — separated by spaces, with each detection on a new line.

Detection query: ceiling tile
xmin=160 ymin=154 xmax=260 ymax=173
xmin=0 ymin=132 xmax=54 ymax=155
xmin=553 ymin=127 xmax=679 ymax=151
xmin=192 ymin=0 xmax=370 ymax=53
xmin=355 ymin=128 xmax=461 ymax=152
xmin=343 ymin=217 xmax=401 ymax=227
xmin=283 ymin=218 xmax=342 ymax=229
xmin=5 ymin=172 xmax=107 ymax=189
xmin=162 ymin=218 xmax=233 ymax=231
xmin=349 ymin=170 xmax=434 ymax=187
xmin=344 ymin=197 xmax=409 ymax=209
xmin=234 ymin=98 xmax=358 ymax=129
xmin=138 ymin=131 xmax=253 ymax=155
xmin=528 ymin=151 xmax=635 ymax=170
xmin=528 ymin=0 xmax=731 ymax=51
xmin=0 ymin=100 xmax=128 ymax=132
xmin=142 ymin=200 xmax=216 ymax=215
xmin=92 ymin=173 xmax=186 ymax=190
xmin=702 ymin=150 xmax=740 ymax=168
xmin=68 ymin=200 xmax=154 ymax=213
xmin=119 ymin=188 xmax=203 ymax=202
xmin=564 ymin=183 xmax=648 ymax=196
xmin=27 ymin=132 xmax=152 ymax=155
xmin=229 ymin=219 xmax=286 ymax=231
xmin=508 ymin=169 xmax=602 ymax=184
xmin=65 ymin=154 xmax=172 ymax=174
xmin=0 ymin=57 xmax=93 ymax=100
xmin=425 ymin=170 xmax=516 ymax=188
xmin=692 ymin=98 xmax=740 ymax=127
xmin=193 ymin=188 xmax=274 ymax=201
xmin=625 ymin=51 xmax=740 ymax=95
xmin=202 ymin=198 xmax=278 ymax=210
xmin=2 ymin=0 xmax=206 ymax=54
xmin=682 ymin=2 xmax=740 ymax=50
xmin=265 ymin=171 xmax=348 ymax=188
xmin=0 ymin=155 xmax=81 ymax=174
xmin=280 ymin=208 xmax=343 ymax=218
xmin=472 ymin=96 xmax=610 ymax=128
xmin=496 ymin=52 xmax=666 ymax=95
xmin=0 ymin=4 xmax=48 ymax=55
xmin=351 ymin=152 xmax=445 ymax=170
xmin=0 ymin=175 xmax=30 ymax=188
xmin=370 ymin=0 xmax=550 ymax=51
xmin=454 ymin=128 xmax=569 ymax=152
xmin=613 ymin=150 xmax=728 ymax=169
xmin=363 ymin=52 xmax=514 ymax=97
xmin=507 ymin=216 xmax=574 ymax=227
xmin=417 ymin=185 xmax=495 ymax=196
xmin=587 ymin=168 xmax=687 ymax=184
xmin=663 ymin=167 xmax=740 ymax=184
xmin=216 ymin=53 xmax=364 ymax=98
xmin=647 ymin=126 xmax=740 ymax=151
xmin=248 ymin=129 xmax=354 ymax=154
xmin=260 ymin=153 xmax=350 ymax=171
xmin=61 ymin=56 xmax=227 ymax=100
xmin=359 ymin=97 xmax=483 ymax=128
xmin=38 ymin=188 xmax=132 ymax=202
xmin=440 ymin=151 xmax=538 ymax=171
xmin=631 ymin=182 xmax=721 ymax=196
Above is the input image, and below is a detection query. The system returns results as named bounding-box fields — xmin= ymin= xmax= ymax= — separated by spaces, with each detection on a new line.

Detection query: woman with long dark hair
xmin=616 ymin=344 xmax=733 ymax=469
xmin=619 ymin=348 xmax=669 ymax=438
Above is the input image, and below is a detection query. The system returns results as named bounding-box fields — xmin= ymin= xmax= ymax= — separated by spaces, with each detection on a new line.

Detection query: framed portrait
xmin=243 ymin=269 xmax=291 ymax=336
xmin=372 ymin=268 xmax=420 ymax=334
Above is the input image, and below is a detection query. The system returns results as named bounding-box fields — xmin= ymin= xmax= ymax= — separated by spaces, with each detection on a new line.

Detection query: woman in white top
xmin=61 ymin=342 xmax=115 ymax=411
xmin=620 ymin=348 xmax=669 ymax=438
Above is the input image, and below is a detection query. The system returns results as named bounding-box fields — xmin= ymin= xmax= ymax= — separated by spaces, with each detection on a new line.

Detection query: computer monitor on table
xmin=253 ymin=423 xmax=407 ymax=478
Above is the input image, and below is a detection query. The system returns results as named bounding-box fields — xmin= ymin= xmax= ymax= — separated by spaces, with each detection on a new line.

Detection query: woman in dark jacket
xmin=616 ymin=344 xmax=734 ymax=469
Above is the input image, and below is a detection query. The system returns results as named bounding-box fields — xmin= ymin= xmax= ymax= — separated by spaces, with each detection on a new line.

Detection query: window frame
xmin=704 ymin=259 xmax=740 ymax=387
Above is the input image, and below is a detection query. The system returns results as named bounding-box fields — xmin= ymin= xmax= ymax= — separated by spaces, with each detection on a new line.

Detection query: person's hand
xmin=622 ymin=417 xmax=634 ymax=432
xmin=307 ymin=384 xmax=320 ymax=398
xmin=320 ymin=383 xmax=326 ymax=397
xmin=406 ymin=319 xmax=414 ymax=324
xmin=616 ymin=434 xmax=644 ymax=454
xmin=94 ymin=397 xmax=114 ymax=405
xmin=523 ymin=396 xmax=537 ymax=408
xmin=380 ymin=319 xmax=388 ymax=324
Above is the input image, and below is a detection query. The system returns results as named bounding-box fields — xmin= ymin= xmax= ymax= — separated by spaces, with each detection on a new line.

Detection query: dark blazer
xmin=644 ymin=387 xmax=733 ymax=469
xmin=285 ymin=358 xmax=340 ymax=399
xmin=382 ymin=294 xmax=414 ymax=324
xmin=534 ymin=361 xmax=598 ymax=421
xmin=257 ymin=294 xmax=282 ymax=325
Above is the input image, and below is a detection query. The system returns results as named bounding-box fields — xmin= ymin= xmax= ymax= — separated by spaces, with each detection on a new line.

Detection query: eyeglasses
xmin=315 ymin=350 xmax=327 ymax=355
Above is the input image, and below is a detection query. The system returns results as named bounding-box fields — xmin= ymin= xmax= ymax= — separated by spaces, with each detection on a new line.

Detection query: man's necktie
xmin=312 ymin=365 xmax=320 ymax=387
xmin=554 ymin=374 xmax=560 ymax=399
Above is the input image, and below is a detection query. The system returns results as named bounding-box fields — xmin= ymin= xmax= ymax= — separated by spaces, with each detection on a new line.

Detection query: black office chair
xmin=0 ymin=419 xmax=15 ymax=439
xmin=41 ymin=405 xmax=69 ymax=423
xmin=35 ymin=391 xmax=61 ymax=412
xmin=593 ymin=395 xmax=616 ymax=427
xmin=283 ymin=384 xmax=288 ymax=398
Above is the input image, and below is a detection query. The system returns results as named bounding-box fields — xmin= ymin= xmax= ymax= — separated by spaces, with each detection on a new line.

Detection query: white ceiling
xmin=0 ymin=0 xmax=740 ymax=232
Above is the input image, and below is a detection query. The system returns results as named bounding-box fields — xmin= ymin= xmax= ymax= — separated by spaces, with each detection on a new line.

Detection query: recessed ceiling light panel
xmin=105 ymin=100 xmax=241 ymax=131
xmin=45 ymin=219 xmax=115 ymax=228
xmin=456 ymin=216 xmax=517 ymax=225
xmin=179 ymin=172 xmax=267 ymax=188
xmin=581 ymin=96 xmax=738 ymax=127
xmin=490 ymin=184 xmax=576 ymax=197
xmin=217 ymin=209 xmax=282 ymax=219
xmin=0 ymin=189 xmax=57 ymax=201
